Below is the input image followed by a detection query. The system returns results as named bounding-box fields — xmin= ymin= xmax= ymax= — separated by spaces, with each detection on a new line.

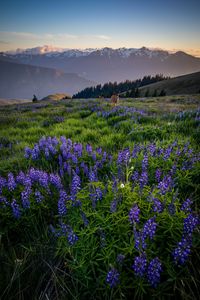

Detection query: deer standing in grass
xmin=111 ymin=94 xmax=119 ymax=106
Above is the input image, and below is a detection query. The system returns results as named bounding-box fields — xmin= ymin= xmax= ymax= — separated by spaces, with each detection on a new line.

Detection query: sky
xmin=0 ymin=0 xmax=200 ymax=56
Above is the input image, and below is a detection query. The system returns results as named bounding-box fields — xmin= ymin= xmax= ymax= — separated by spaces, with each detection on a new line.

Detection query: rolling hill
xmin=139 ymin=71 xmax=200 ymax=96
xmin=0 ymin=59 xmax=95 ymax=99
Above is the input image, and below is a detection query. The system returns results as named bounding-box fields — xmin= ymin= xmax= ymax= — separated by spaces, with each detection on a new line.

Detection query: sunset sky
xmin=0 ymin=0 xmax=200 ymax=56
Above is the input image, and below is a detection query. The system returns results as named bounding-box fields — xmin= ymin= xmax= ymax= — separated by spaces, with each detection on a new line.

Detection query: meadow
xmin=0 ymin=95 xmax=200 ymax=299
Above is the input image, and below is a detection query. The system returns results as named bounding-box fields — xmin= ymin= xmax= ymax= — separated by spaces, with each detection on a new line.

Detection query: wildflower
xmin=7 ymin=173 xmax=16 ymax=191
xmin=132 ymin=253 xmax=147 ymax=277
xmin=71 ymin=171 xmax=81 ymax=200
xmin=129 ymin=204 xmax=140 ymax=224
xmin=183 ymin=214 xmax=199 ymax=234
xmin=106 ymin=268 xmax=120 ymax=288
xmin=142 ymin=153 xmax=148 ymax=170
xmin=152 ymin=198 xmax=163 ymax=213
xmin=49 ymin=174 xmax=62 ymax=189
xmin=181 ymin=198 xmax=192 ymax=213
xmin=24 ymin=147 xmax=32 ymax=159
xmin=142 ymin=217 xmax=157 ymax=240
xmin=58 ymin=190 xmax=67 ymax=216
xmin=147 ymin=257 xmax=162 ymax=287
xmin=80 ymin=211 xmax=89 ymax=226
xmin=21 ymin=187 xmax=31 ymax=209
xmin=11 ymin=199 xmax=21 ymax=219
xmin=68 ymin=229 xmax=78 ymax=245
xmin=120 ymin=183 xmax=125 ymax=188
xmin=155 ymin=169 xmax=162 ymax=182
xmin=35 ymin=190 xmax=44 ymax=203
xmin=139 ymin=171 xmax=148 ymax=189
xmin=172 ymin=234 xmax=192 ymax=265
xmin=110 ymin=198 xmax=118 ymax=213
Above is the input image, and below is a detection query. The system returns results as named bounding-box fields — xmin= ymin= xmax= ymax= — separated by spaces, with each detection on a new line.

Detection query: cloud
xmin=0 ymin=31 xmax=78 ymax=40
xmin=94 ymin=35 xmax=111 ymax=40
xmin=0 ymin=40 xmax=10 ymax=44
xmin=0 ymin=31 xmax=110 ymax=41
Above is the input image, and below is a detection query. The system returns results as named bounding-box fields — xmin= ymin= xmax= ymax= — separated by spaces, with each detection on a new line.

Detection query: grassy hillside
xmin=139 ymin=71 xmax=200 ymax=96
xmin=0 ymin=95 xmax=200 ymax=299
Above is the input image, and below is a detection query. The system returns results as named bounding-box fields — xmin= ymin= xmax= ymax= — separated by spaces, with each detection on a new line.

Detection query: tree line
xmin=73 ymin=74 xmax=169 ymax=98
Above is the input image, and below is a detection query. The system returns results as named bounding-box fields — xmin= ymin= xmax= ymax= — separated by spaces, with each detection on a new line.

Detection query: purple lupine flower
xmin=35 ymin=190 xmax=44 ymax=203
xmin=147 ymin=257 xmax=162 ymax=287
xmin=132 ymin=144 xmax=140 ymax=158
xmin=86 ymin=144 xmax=93 ymax=155
xmin=68 ymin=229 xmax=78 ymax=245
xmin=58 ymin=154 xmax=63 ymax=167
xmin=92 ymin=152 xmax=97 ymax=161
xmin=11 ymin=199 xmax=21 ymax=219
xmin=181 ymin=199 xmax=192 ymax=213
xmin=133 ymin=228 xmax=141 ymax=251
xmin=168 ymin=202 xmax=176 ymax=215
xmin=123 ymin=148 xmax=130 ymax=165
xmin=7 ymin=173 xmax=16 ymax=191
xmin=117 ymin=151 xmax=124 ymax=165
xmin=71 ymin=172 xmax=81 ymax=200
xmin=73 ymin=143 xmax=83 ymax=157
xmin=139 ymin=171 xmax=148 ymax=189
xmin=152 ymin=198 xmax=163 ymax=213
xmin=16 ymin=171 xmax=26 ymax=185
xmin=158 ymin=174 xmax=173 ymax=195
xmin=163 ymin=146 xmax=172 ymax=160
xmin=49 ymin=174 xmax=62 ymax=189
xmin=0 ymin=196 xmax=8 ymax=206
xmin=60 ymin=136 xmax=67 ymax=144
xmin=132 ymin=253 xmax=147 ymax=277
xmin=110 ymin=198 xmax=118 ymax=213
xmin=172 ymin=234 xmax=192 ymax=265
xmin=148 ymin=143 xmax=156 ymax=156
xmin=96 ymin=187 xmax=103 ymax=201
xmin=21 ymin=187 xmax=31 ymax=209
xmin=117 ymin=254 xmax=125 ymax=265
xmin=142 ymin=153 xmax=148 ymax=170
xmin=106 ymin=268 xmax=120 ymax=288
xmin=88 ymin=168 xmax=97 ymax=182
xmin=58 ymin=190 xmax=67 ymax=216
xmin=155 ymin=169 xmax=162 ymax=182
xmin=131 ymin=170 xmax=139 ymax=183
xmin=24 ymin=147 xmax=32 ymax=159
xmin=48 ymin=144 xmax=57 ymax=155
xmin=96 ymin=147 xmax=102 ymax=155
xmin=44 ymin=147 xmax=50 ymax=159
xmin=142 ymin=217 xmax=157 ymax=240
xmin=129 ymin=204 xmax=140 ymax=224
xmin=39 ymin=171 xmax=49 ymax=188
xmin=71 ymin=154 xmax=78 ymax=164
xmin=0 ymin=176 xmax=7 ymax=194
xmin=112 ymin=178 xmax=118 ymax=193
xmin=32 ymin=144 xmax=40 ymax=160
xmin=183 ymin=214 xmax=199 ymax=234
xmin=102 ymin=151 xmax=107 ymax=163
xmin=80 ymin=211 xmax=89 ymax=226
xmin=23 ymin=175 xmax=32 ymax=188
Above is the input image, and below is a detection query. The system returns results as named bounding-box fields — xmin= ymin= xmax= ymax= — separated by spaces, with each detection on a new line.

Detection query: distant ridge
xmin=139 ymin=71 xmax=200 ymax=96
xmin=0 ymin=59 xmax=95 ymax=99
xmin=1 ymin=46 xmax=200 ymax=83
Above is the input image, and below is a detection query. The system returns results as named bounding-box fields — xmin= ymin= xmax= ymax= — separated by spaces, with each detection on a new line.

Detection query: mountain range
xmin=1 ymin=45 xmax=200 ymax=99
